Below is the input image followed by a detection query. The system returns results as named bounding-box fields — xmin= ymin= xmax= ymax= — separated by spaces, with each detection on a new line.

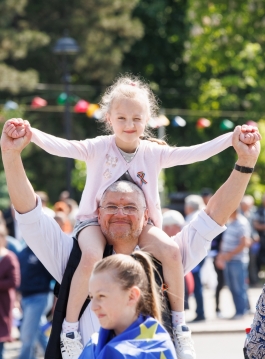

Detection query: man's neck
xmin=113 ymin=242 xmax=138 ymax=255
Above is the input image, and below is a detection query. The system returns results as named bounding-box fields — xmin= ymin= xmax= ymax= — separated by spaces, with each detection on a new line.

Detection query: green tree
xmin=165 ymin=0 xmax=265 ymax=197
xmin=0 ymin=0 xmax=49 ymax=93
xmin=184 ymin=0 xmax=265 ymax=114
xmin=122 ymin=0 xmax=189 ymax=108
xmin=21 ymin=0 xmax=143 ymax=86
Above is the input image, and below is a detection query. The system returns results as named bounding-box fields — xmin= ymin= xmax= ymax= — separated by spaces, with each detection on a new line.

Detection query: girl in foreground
xmin=79 ymin=251 xmax=177 ymax=359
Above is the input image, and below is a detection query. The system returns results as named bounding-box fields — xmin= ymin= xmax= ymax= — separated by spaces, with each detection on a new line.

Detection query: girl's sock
xmin=171 ymin=310 xmax=186 ymax=328
xmin=62 ymin=319 xmax=79 ymax=333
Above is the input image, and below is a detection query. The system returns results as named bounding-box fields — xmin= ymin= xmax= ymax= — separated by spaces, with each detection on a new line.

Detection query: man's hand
xmin=1 ymin=119 xmax=32 ymax=154
xmin=233 ymin=126 xmax=261 ymax=167
xmin=205 ymin=125 xmax=261 ymax=226
xmin=1 ymin=119 xmax=37 ymax=214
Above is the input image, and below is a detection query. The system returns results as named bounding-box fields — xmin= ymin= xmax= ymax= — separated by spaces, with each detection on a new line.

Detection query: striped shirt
xmin=221 ymin=213 xmax=251 ymax=262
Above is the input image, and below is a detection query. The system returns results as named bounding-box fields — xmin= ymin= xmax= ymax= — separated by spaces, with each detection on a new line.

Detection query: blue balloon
xmin=4 ymin=100 xmax=19 ymax=111
xmin=172 ymin=116 xmax=186 ymax=127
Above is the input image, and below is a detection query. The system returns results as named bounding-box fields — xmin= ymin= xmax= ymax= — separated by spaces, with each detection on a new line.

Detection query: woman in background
xmin=0 ymin=222 xmax=20 ymax=359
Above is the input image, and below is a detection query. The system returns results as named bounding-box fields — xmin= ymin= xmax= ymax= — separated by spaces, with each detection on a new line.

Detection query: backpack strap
xmin=45 ymin=240 xmax=113 ymax=359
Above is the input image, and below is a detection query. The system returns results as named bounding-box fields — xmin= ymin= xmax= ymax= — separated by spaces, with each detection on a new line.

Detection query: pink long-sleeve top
xmin=31 ymin=129 xmax=233 ymax=228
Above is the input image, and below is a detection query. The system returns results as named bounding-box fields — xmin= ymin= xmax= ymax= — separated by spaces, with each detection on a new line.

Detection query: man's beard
xmin=101 ymin=226 xmax=142 ymax=245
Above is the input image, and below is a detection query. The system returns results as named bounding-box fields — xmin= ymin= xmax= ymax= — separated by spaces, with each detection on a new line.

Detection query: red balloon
xmin=196 ymin=118 xmax=211 ymax=128
xmin=31 ymin=97 xmax=47 ymax=108
xmin=74 ymin=100 xmax=90 ymax=113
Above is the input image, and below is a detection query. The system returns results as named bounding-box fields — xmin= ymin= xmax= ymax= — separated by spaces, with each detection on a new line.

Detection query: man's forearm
xmin=205 ymin=159 xmax=256 ymax=226
xmin=2 ymin=151 xmax=37 ymax=213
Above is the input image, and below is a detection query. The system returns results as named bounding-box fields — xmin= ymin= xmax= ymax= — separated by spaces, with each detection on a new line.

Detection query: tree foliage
xmin=0 ymin=0 xmax=49 ymax=92
xmin=22 ymin=0 xmax=143 ymax=86
xmin=184 ymin=0 xmax=265 ymax=113
xmin=123 ymin=0 xmax=189 ymax=108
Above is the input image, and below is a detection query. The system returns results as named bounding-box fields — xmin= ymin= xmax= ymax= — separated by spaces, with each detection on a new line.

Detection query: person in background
xmin=184 ymin=195 xmax=205 ymax=223
xmin=253 ymin=194 xmax=265 ymax=274
xmin=162 ymin=210 xmax=194 ymax=311
xmin=3 ymin=204 xmax=23 ymax=241
xmin=240 ymin=195 xmax=260 ymax=286
xmin=201 ymin=188 xmax=213 ymax=206
xmin=217 ymin=209 xmax=251 ymax=319
xmin=201 ymin=188 xmax=225 ymax=318
xmin=53 ymin=201 xmax=73 ymax=234
xmin=162 ymin=210 xmax=186 ymax=236
xmin=0 ymin=222 xmax=20 ymax=359
xmin=54 ymin=212 xmax=70 ymax=233
xmin=35 ymin=191 xmax=55 ymax=218
xmin=184 ymin=195 xmax=206 ymax=322
xmin=59 ymin=190 xmax=71 ymax=202
xmin=17 ymin=245 xmax=53 ymax=359
xmin=0 ymin=211 xmax=23 ymax=255
xmin=64 ymin=199 xmax=79 ymax=229
xmin=210 ymin=233 xmax=225 ymax=318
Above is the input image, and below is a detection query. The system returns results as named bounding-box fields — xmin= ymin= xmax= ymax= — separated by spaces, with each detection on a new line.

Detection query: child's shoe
xmin=60 ymin=331 xmax=83 ymax=359
xmin=173 ymin=325 xmax=196 ymax=359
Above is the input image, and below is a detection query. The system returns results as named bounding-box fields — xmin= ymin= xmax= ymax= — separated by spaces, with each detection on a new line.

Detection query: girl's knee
xmin=161 ymin=242 xmax=181 ymax=262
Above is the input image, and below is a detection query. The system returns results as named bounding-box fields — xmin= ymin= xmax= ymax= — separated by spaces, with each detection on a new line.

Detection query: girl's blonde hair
xmin=93 ymin=251 xmax=162 ymax=323
xmin=99 ymin=74 xmax=167 ymax=145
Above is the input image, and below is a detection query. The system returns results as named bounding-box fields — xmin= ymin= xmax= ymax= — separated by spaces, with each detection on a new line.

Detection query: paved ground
xmin=186 ymin=285 xmax=261 ymax=334
xmin=3 ymin=285 xmax=263 ymax=358
xmin=193 ymin=332 xmax=246 ymax=359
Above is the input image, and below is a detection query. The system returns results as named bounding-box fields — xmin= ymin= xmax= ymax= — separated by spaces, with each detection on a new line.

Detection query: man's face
xmin=98 ymin=191 xmax=148 ymax=246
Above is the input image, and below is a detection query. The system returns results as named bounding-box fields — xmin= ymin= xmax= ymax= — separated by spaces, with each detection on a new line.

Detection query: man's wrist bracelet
xmin=234 ymin=163 xmax=254 ymax=173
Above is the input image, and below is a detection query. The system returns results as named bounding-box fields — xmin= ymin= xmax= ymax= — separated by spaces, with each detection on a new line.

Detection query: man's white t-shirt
xmin=15 ymin=196 xmax=225 ymax=345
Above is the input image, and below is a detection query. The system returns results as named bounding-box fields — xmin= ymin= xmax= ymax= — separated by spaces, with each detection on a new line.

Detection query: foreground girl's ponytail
xmin=93 ymin=251 xmax=162 ymax=323
xmin=132 ymin=251 xmax=162 ymax=322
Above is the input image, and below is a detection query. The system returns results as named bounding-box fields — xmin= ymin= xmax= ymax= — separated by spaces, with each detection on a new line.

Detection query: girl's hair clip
xmin=161 ymin=283 xmax=169 ymax=292
xmin=130 ymin=82 xmax=136 ymax=86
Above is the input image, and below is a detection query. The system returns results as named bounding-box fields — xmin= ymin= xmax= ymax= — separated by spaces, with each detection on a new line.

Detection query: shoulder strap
xmin=151 ymin=256 xmax=173 ymax=338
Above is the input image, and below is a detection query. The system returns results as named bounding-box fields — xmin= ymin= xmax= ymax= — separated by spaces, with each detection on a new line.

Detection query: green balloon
xmin=220 ymin=119 xmax=235 ymax=130
xmin=57 ymin=93 xmax=67 ymax=105
xmin=57 ymin=93 xmax=78 ymax=105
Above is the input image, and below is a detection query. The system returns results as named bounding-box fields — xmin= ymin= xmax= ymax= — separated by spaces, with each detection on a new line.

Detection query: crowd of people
xmin=0 ymin=190 xmax=79 ymax=359
xmin=162 ymin=192 xmax=264 ymax=323
xmin=1 ymin=187 xmax=265 ymax=358
xmin=0 ymin=75 xmax=263 ymax=359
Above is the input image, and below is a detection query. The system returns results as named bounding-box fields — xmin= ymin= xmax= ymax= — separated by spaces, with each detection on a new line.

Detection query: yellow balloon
xmin=157 ymin=115 xmax=170 ymax=126
xmin=86 ymin=103 xmax=100 ymax=117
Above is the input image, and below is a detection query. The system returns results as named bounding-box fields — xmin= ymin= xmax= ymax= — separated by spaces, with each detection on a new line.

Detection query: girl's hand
xmin=4 ymin=118 xmax=31 ymax=139
xmin=239 ymin=125 xmax=261 ymax=145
